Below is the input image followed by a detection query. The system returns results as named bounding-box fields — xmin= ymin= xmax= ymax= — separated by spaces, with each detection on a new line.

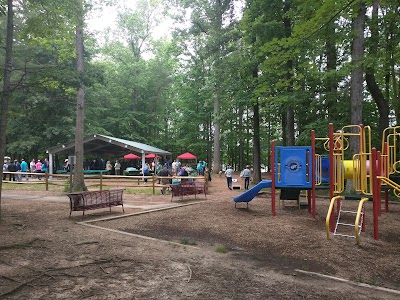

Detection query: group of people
xmin=225 ymin=165 xmax=252 ymax=190
xmin=2 ymin=158 xmax=49 ymax=181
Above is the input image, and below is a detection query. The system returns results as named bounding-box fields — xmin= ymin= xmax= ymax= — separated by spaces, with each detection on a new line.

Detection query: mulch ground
xmin=1 ymin=173 xmax=400 ymax=299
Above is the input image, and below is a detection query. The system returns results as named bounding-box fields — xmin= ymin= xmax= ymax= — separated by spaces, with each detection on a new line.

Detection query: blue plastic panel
xmin=321 ymin=155 xmax=330 ymax=184
xmin=275 ymin=146 xmax=312 ymax=188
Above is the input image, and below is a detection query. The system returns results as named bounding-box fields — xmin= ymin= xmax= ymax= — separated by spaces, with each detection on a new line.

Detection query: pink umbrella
xmin=123 ymin=153 xmax=141 ymax=160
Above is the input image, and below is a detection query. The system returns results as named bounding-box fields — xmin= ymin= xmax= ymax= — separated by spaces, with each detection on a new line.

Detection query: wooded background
xmin=0 ymin=0 xmax=399 ymax=181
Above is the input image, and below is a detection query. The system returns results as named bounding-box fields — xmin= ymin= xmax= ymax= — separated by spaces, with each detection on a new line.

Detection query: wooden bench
xmin=67 ymin=189 xmax=125 ymax=218
xmin=169 ymin=181 xmax=206 ymax=201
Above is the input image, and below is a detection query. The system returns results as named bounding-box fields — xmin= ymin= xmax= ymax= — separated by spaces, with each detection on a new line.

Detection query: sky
xmin=86 ymin=0 xmax=173 ymax=41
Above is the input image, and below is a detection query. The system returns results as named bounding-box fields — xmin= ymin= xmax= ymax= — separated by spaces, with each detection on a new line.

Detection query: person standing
xmin=224 ymin=165 xmax=234 ymax=190
xmin=143 ymin=163 xmax=151 ymax=183
xmin=158 ymin=165 xmax=172 ymax=194
xmin=3 ymin=160 xmax=8 ymax=181
xmin=7 ymin=160 xmax=17 ymax=181
xmin=106 ymin=160 xmax=113 ymax=175
xmin=240 ymin=165 xmax=252 ymax=190
xmin=197 ymin=161 xmax=204 ymax=176
xmin=14 ymin=160 xmax=22 ymax=182
xmin=41 ymin=159 xmax=48 ymax=174
xmin=176 ymin=160 xmax=181 ymax=175
xmin=114 ymin=160 xmax=121 ymax=175
xmin=30 ymin=159 xmax=36 ymax=173
xmin=35 ymin=159 xmax=43 ymax=180
xmin=171 ymin=160 xmax=177 ymax=176
xmin=20 ymin=158 xmax=29 ymax=181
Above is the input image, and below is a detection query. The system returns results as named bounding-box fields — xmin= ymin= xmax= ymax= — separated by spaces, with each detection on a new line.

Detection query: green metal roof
xmin=46 ymin=134 xmax=171 ymax=157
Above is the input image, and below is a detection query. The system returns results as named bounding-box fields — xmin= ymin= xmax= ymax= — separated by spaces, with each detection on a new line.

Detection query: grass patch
xmin=215 ymin=246 xmax=227 ymax=254
xmin=1 ymin=182 xmax=64 ymax=192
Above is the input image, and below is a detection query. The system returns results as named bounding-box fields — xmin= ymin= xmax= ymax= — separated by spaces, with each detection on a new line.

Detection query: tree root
xmin=0 ymin=238 xmax=47 ymax=250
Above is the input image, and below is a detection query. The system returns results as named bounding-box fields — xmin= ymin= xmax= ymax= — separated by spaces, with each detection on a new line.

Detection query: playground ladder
xmin=326 ymin=196 xmax=369 ymax=244
xmin=334 ymin=205 xmax=363 ymax=238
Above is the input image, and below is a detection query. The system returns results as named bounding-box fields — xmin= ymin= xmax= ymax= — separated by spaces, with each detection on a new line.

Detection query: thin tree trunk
xmin=72 ymin=0 xmax=86 ymax=191
xmin=238 ymin=106 xmax=243 ymax=171
xmin=253 ymin=100 xmax=261 ymax=183
xmin=0 ymin=0 xmax=14 ymax=219
xmin=213 ymin=89 xmax=221 ymax=174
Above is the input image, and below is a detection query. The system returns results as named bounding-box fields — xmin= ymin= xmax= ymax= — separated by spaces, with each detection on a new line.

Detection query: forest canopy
xmin=0 ymin=0 xmax=399 ymax=175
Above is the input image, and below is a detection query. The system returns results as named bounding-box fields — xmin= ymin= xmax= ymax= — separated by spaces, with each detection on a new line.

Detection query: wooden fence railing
xmin=1 ymin=171 xmax=208 ymax=194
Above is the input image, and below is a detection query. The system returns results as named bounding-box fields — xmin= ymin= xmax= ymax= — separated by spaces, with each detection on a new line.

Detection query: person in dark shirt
xmin=158 ymin=165 xmax=172 ymax=194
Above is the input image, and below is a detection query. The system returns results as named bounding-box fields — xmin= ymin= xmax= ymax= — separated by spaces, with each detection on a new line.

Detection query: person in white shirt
xmin=224 ymin=165 xmax=234 ymax=190
xmin=240 ymin=165 xmax=252 ymax=190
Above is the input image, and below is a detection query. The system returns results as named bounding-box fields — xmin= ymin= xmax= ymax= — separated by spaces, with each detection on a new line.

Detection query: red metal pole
xmin=271 ymin=140 xmax=276 ymax=216
xmin=372 ymin=148 xmax=379 ymax=240
xmin=377 ymin=150 xmax=382 ymax=216
xmin=311 ymin=130 xmax=316 ymax=218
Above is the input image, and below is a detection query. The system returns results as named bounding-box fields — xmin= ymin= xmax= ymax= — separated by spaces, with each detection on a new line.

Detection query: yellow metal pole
xmin=355 ymin=198 xmax=369 ymax=245
xmin=325 ymin=196 xmax=343 ymax=240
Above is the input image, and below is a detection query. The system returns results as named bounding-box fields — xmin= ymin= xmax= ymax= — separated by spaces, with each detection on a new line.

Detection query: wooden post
xmin=100 ymin=172 xmax=103 ymax=190
xmin=45 ymin=171 xmax=49 ymax=191
xmin=152 ymin=174 xmax=155 ymax=194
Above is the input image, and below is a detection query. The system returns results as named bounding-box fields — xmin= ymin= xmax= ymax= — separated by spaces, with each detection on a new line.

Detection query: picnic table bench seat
xmin=67 ymin=189 xmax=125 ymax=218
xmin=169 ymin=181 xmax=206 ymax=201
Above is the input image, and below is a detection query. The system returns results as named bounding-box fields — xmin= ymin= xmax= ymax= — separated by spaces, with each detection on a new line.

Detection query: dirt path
xmin=0 ymin=174 xmax=400 ymax=299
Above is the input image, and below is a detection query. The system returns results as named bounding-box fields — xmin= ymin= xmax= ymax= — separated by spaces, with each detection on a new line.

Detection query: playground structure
xmin=233 ymin=123 xmax=400 ymax=244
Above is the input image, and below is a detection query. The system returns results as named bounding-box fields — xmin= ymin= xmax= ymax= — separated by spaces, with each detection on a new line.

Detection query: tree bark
xmin=253 ymin=100 xmax=261 ymax=183
xmin=72 ymin=0 xmax=87 ymax=191
xmin=0 ymin=0 xmax=14 ymax=219
xmin=349 ymin=1 xmax=366 ymax=157
xmin=283 ymin=0 xmax=295 ymax=146
xmin=366 ymin=1 xmax=389 ymax=144
xmin=325 ymin=21 xmax=338 ymax=121
xmin=212 ymin=88 xmax=221 ymax=173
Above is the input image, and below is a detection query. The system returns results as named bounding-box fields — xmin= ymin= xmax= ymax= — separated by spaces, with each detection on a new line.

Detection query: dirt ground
xmin=1 ymin=174 xmax=400 ymax=299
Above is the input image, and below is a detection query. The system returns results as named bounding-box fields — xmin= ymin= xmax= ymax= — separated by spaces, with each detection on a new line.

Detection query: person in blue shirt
xmin=20 ymin=158 xmax=29 ymax=181
xmin=197 ymin=162 xmax=204 ymax=175
xmin=143 ymin=163 xmax=150 ymax=183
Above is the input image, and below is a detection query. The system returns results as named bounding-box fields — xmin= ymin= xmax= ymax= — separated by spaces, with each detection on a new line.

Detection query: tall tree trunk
xmin=366 ymin=1 xmax=389 ymax=143
xmin=0 ymin=0 xmax=14 ymax=219
xmin=349 ymin=1 xmax=366 ymax=157
xmin=73 ymin=0 xmax=86 ymax=191
xmin=212 ymin=88 xmax=221 ymax=173
xmin=325 ymin=21 xmax=338 ymax=122
xmin=284 ymin=0 xmax=295 ymax=146
xmin=253 ymin=100 xmax=261 ymax=183
xmin=238 ymin=106 xmax=243 ymax=171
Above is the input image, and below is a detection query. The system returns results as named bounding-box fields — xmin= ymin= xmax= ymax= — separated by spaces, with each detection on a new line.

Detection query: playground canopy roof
xmin=177 ymin=152 xmax=197 ymax=160
xmin=46 ymin=134 xmax=171 ymax=157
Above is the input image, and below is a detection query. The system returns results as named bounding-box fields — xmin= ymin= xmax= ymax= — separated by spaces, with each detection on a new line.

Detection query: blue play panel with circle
xmin=274 ymin=146 xmax=312 ymax=189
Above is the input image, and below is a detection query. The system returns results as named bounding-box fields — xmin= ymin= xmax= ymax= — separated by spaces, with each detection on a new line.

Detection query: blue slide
xmin=233 ymin=180 xmax=272 ymax=203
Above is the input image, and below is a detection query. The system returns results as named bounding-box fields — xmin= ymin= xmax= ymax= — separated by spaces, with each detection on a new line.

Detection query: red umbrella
xmin=123 ymin=153 xmax=141 ymax=160
xmin=177 ymin=152 xmax=197 ymax=160
xmin=145 ymin=153 xmax=161 ymax=159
